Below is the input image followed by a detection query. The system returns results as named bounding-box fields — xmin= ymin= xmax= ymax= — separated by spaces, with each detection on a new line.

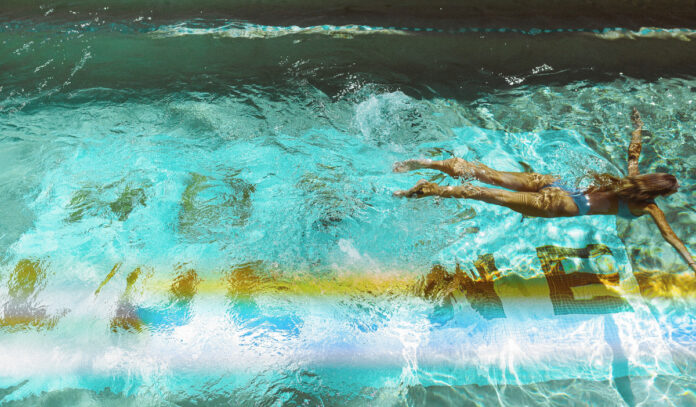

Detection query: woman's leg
xmin=393 ymin=180 xmax=578 ymax=218
xmin=393 ymin=158 xmax=555 ymax=192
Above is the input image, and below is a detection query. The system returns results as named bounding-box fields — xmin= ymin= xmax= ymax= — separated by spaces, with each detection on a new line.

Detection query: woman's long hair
xmin=585 ymin=172 xmax=679 ymax=202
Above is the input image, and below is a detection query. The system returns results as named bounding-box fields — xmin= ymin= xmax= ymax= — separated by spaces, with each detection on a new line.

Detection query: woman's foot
xmin=392 ymin=159 xmax=432 ymax=173
xmin=393 ymin=179 xmax=440 ymax=198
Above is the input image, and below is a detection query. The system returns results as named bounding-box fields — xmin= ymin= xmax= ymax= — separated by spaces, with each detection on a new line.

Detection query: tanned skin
xmin=393 ymin=108 xmax=696 ymax=274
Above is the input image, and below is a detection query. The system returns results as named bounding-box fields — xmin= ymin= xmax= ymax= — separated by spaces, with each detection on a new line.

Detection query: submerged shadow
xmin=0 ymin=259 xmax=64 ymax=331
xmin=225 ymin=262 xmax=302 ymax=337
xmin=604 ymin=314 xmax=636 ymax=407
xmin=419 ymin=244 xmax=632 ymax=326
xmin=111 ymin=266 xmax=200 ymax=333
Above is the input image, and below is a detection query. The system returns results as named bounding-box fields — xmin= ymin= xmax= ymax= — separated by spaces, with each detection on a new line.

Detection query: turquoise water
xmin=2 ymin=6 xmax=696 ymax=406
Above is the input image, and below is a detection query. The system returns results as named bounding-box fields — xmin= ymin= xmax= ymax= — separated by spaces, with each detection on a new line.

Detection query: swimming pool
xmin=1 ymin=1 xmax=696 ymax=405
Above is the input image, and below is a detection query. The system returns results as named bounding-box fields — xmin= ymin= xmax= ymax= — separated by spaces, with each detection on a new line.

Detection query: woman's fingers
xmin=393 ymin=179 xmax=438 ymax=198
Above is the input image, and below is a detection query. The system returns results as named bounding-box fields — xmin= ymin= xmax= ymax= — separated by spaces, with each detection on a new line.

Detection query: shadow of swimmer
xmin=0 ymin=259 xmax=66 ymax=331
xmin=110 ymin=266 xmax=200 ymax=333
xmin=417 ymin=244 xmax=631 ymax=324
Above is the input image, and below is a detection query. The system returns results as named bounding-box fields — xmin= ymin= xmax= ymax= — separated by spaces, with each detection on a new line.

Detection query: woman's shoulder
xmin=623 ymin=199 xmax=655 ymax=217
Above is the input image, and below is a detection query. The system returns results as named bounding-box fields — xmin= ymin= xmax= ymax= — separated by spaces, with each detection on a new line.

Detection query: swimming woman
xmin=393 ymin=108 xmax=696 ymax=273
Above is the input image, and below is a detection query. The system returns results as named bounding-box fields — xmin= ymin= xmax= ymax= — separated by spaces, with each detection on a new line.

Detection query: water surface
xmin=1 ymin=7 xmax=696 ymax=406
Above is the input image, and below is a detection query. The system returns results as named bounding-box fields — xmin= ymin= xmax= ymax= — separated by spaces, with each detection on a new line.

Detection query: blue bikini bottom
xmin=541 ymin=181 xmax=591 ymax=216
xmin=541 ymin=181 xmax=653 ymax=218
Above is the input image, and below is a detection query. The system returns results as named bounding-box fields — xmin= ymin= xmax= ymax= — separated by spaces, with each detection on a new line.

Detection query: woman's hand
xmin=393 ymin=179 xmax=440 ymax=198
xmin=627 ymin=107 xmax=644 ymax=176
xmin=645 ymin=203 xmax=696 ymax=275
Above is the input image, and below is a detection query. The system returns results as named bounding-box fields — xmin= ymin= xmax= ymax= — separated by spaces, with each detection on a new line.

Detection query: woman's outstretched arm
xmin=644 ymin=203 xmax=696 ymax=274
xmin=627 ymin=107 xmax=644 ymax=176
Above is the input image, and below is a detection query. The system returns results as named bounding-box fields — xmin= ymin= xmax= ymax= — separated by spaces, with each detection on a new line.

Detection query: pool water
xmin=1 ymin=3 xmax=696 ymax=406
